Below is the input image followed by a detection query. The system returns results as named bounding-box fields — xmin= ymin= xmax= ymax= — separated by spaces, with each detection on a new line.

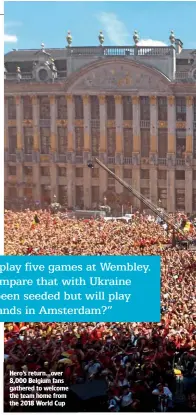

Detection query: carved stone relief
xmin=67 ymin=62 xmax=171 ymax=93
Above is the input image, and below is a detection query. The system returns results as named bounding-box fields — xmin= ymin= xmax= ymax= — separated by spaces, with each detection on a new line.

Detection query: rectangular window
xmin=58 ymin=167 xmax=67 ymax=177
xmin=193 ymin=170 xmax=196 ymax=180
xmin=91 ymin=121 xmax=100 ymax=156
xmin=176 ymin=130 xmax=186 ymax=158
xmin=39 ymin=97 xmax=50 ymax=119
xmin=176 ymin=189 xmax=185 ymax=210
xmin=158 ymin=188 xmax=167 ymax=209
xmin=158 ymin=129 xmax=167 ymax=158
xmin=74 ymin=96 xmax=83 ymax=119
xmin=141 ymin=129 xmax=150 ymax=157
xmin=176 ymin=97 xmax=186 ymax=121
xmin=175 ymin=170 xmax=185 ymax=180
xmin=158 ymin=170 xmax=167 ymax=180
xmin=123 ymin=128 xmax=133 ymax=157
xmin=92 ymin=168 xmax=99 ymax=178
xmin=92 ymin=186 xmax=99 ymax=205
xmin=24 ymin=166 xmax=33 ymax=176
xmin=75 ymin=168 xmax=83 ymax=178
xmin=76 ymin=185 xmax=84 ymax=207
xmin=23 ymin=96 xmax=33 ymax=120
xmin=40 ymin=166 xmax=50 ymax=176
xmin=140 ymin=97 xmax=150 ymax=120
xmin=8 ymin=127 xmax=17 ymax=154
xmin=24 ymin=127 xmax=33 ymax=154
xmin=123 ymin=97 xmax=132 ymax=120
xmin=106 ymin=96 xmax=115 ymax=120
xmin=107 ymin=128 xmax=115 ymax=156
xmin=8 ymin=97 xmax=16 ymax=120
xmin=141 ymin=169 xmax=149 ymax=179
xmin=57 ymin=127 xmax=67 ymax=153
xmin=158 ymin=97 xmax=167 ymax=121
xmin=8 ymin=166 xmax=16 ymax=176
xmin=40 ymin=127 xmax=50 ymax=154
xmin=57 ymin=96 xmax=67 ymax=119
xmin=91 ymin=96 xmax=100 ymax=119
xmin=123 ymin=168 xmax=132 ymax=179
xmin=75 ymin=127 xmax=84 ymax=156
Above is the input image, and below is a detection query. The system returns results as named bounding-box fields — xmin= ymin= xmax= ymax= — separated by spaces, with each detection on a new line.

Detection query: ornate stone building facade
xmin=4 ymin=32 xmax=196 ymax=212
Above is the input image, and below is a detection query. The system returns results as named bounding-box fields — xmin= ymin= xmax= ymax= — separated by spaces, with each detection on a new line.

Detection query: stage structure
xmin=88 ymin=158 xmax=190 ymax=244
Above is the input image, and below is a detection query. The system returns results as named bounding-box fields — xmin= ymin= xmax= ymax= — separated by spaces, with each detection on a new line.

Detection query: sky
xmin=4 ymin=1 xmax=196 ymax=53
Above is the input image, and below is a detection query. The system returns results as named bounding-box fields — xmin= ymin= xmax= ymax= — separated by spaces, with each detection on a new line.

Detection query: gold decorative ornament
xmin=123 ymin=121 xmax=132 ymax=128
xmin=15 ymin=96 xmax=21 ymax=105
xmin=150 ymin=96 xmax=156 ymax=106
xmin=114 ymin=95 xmax=122 ymax=104
xmin=50 ymin=96 xmax=56 ymax=105
xmin=98 ymin=95 xmax=105 ymax=105
xmin=186 ymin=135 xmax=193 ymax=153
xmin=168 ymin=96 xmax=175 ymax=106
xmin=186 ymin=96 xmax=193 ymax=107
xmin=107 ymin=120 xmax=115 ymax=128
xmin=158 ymin=121 xmax=168 ymax=128
xmin=176 ymin=121 xmax=186 ymax=129
xmin=132 ymin=96 xmax=139 ymax=105
xmin=83 ymin=95 xmax=89 ymax=105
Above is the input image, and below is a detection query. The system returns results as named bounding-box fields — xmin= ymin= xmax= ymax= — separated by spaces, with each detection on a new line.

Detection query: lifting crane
xmin=87 ymin=158 xmax=191 ymax=246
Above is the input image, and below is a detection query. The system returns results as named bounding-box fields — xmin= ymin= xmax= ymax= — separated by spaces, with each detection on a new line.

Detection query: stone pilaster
xmin=185 ymin=169 xmax=192 ymax=214
xmin=115 ymin=166 xmax=123 ymax=195
xmin=4 ymin=97 xmax=8 ymax=197
xmin=150 ymin=169 xmax=158 ymax=205
xmin=16 ymin=95 xmax=23 ymax=149
xmin=167 ymin=96 xmax=176 ymax=153
xmin=15 ymin=96 xmax=23 ymax=197
xmin=32 ymin=96 xmax=41 ymax=201
xmin=132 ymin=168 xmax=141 ymax=209
xmin=67 ymin=95 xmax=75 ymax=151
xmin=115 ymin=95 xmax=123 ymax=153
xmin=186 ymin=96 xmax=193 ymax=153
xmin=83 ymin=95 xmax=91 ymax=208
xmin=167 ymin=167 xmax=175 ymax=212
xmin=50 ymin=96 xmax=58 ymax=200
xmin=67 ymin=166 xmax=75 ymax=208
xmin=99 ymin=95 xmax=107 ymax=198
xmin=150 ymin=96 xmax=158 ymax=152
xmin=50 ymin=95 xmax=57 ymax=151
xmin=4 ymin=97 xmax=8 ymax=150
xmin=149 ymin=96 xmax=158 ymax=204
xmin=32 ymin=96 xmax=40 ymax=150
xmin=33 ymin=164 xmax=41 ymax=202
xmin=167 ymin=96 xmax=176 ymax=213
xmin=132 ymin=96 xmax=140 ymax=153
xmin=99 ymin=95 xmax=107 ymax=152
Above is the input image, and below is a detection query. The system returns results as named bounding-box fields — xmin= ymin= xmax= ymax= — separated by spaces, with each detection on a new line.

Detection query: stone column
xmin=150 ymin=96 xmax=158 ymax=204
xmin=32 ymin=96 xmax=41 ymax=201
xmin=16 ymin=95 xmax=23 ymax=197
xmin=167 ymin=96 xmax=176 ymax=212
xmin=132 ymin=96 xmax=140 ymax=209
xmin=66 ymin=95 xmax=75 ymax=208
xmin=115 ymin=95 xmax=123 ymax=194
xmin=186 ymin=96 xmax=193 ymax=152
xmin=83 ymin=95 xmax=91 ymax=208
xmin=4 ymin=97 xmax=8 ymax=198
xmin=50 ymin=95 xmax=58 ymax=201
xmin=185 ymin=96 xmax=193 ymax=213
xmin=99 ymin=95 xmax=107 ymax=201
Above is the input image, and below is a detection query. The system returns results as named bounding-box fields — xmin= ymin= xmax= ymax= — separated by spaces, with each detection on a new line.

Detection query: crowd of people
xmin=4 ymin=208 xmax=196 ymax=412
